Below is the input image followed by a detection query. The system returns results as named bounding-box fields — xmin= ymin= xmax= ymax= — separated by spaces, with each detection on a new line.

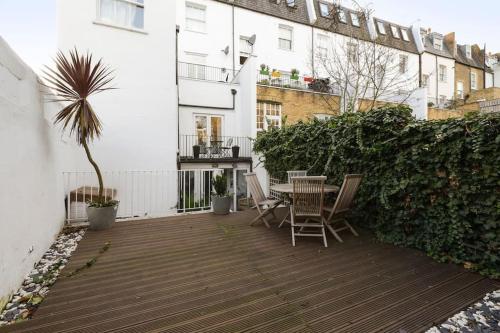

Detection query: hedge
xmin=253 ymin=106 xmax=500 ymax=277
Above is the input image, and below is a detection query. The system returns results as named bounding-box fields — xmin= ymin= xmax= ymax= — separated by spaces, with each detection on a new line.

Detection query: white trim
xmin=93 ymin=20 xmax=147 ymax=34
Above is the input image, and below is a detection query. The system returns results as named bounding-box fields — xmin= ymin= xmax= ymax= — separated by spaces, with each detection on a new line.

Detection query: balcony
xmin=178 ymin=62 xmax=236 ymax=83
xmin=179 ymin=135 xmax=253 ymax=163
xmin=257 ymin=70 xmax=340 ymax=95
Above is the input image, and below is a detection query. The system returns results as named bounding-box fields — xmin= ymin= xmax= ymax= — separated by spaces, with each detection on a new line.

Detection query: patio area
xmin=2 ymin=208 xmax=498 ymax=333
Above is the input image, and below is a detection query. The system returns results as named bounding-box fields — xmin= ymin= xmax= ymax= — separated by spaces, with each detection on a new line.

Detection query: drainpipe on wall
xmin=311 ymin=27 xmax=315 ymax=77
xmin=418 ymin=53 xmax=422 ymax=88
xmin=176 ymin=25 xmax=180 ymax=168
xmin=232 ymin=4 xmax=235 ymax=76
xmin=435 ymin=54 xmax=439 ymax=102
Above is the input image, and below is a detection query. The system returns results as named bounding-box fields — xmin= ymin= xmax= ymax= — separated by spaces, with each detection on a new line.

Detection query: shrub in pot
xmin=43 ymin=49 xmax=118 ymax=230
xmin=212 ymin=174 xmax=231 ymax=215
xmin=232 ymin=145 xmax=240 ymax=158
xmin=291 ymin=68 xmax=299 ymax=80
xmin=193 ymin=145 xmax=201 ymax=159
xmin=260 ymin=64 xmax=269 ymax=75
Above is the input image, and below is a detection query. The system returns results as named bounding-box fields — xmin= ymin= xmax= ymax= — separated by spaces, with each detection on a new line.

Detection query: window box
xmin=303 ymin=76 xmax=314 ymax=83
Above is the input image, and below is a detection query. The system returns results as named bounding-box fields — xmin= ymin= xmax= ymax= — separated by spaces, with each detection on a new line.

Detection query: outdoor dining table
xmin=270 ymin=183 xmax=339 ymax=194
xmin=269 ymin=183 xmax=340 ymax=227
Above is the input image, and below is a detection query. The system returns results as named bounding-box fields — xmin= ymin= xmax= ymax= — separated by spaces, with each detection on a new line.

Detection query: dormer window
xmin=319 ymin=3 xmax=329 ymax=17
xmin=391 ymin=25 xmax=400 ymax=39
xmin=350 ymin=13 xmax=360 ymax=27
xmin=377 ymin=21 xmax=386 ymax=35
xmin=286 ymin=0 xmax=295 ymax=7
xmin=401 ymin=29 xmax=410 ymax=41
xmin=466 ymin=45 xmax=472 ymax=59
xmin=433 ymin=38 xmax=443 ymax=50
xmin=338 ymin=9 xmax=347 ymax=23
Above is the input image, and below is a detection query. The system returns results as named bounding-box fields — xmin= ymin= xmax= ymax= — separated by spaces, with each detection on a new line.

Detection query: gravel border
xmin=426 ymin=289 xmax=500 ymax=333
xmin=0 ymin=229 xmax=86 ymax=326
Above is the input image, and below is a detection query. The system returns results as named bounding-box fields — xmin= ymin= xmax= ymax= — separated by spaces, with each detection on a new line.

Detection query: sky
xmin=0 ymin=0 xmax=499 ymax=73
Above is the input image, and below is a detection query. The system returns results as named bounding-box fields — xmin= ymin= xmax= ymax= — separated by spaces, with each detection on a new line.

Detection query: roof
xmin=373 ymin=18 xmax=419 ymax=54
xmin=312 ymin=3 xmax=373 ymax=43
xmin=214 ymin=0 xmax=418 ymax=54
xmin=421 ymin=33 xmax=455 ymax=59
xmin=213 ymin=0 xmax=311 ymax=26
xmin=455 ymin=44 xmax=485 ymax=69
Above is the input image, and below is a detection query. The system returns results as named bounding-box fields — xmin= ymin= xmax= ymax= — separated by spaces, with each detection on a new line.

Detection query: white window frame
xmin=422 ymin=74 xmax=430 ymax=92
xmin=401 ymin=29 xmax=410 ymax=42
xmin=96 ymin=0 xmax=145 ymax=31
xmin=185 ymin=2 xmax=207 ymax=33
xmin=466 ymin=45 xmax=472 ymax=59
xmin=257 ymin=102 xmax=282 ymax=131
xmin=317 ymin=33 xmax=329 ymax=58
xmin=399 ymin=54 xmax=408 ymax=74
xmin=278 ymin=24 xmax=293 ymax=51
xmin=347 ymin=42 xmax=358 ymax=63
xmin=439 ymin=65 xmax=447 ymax=83
xmin=457 ymin=81 xmax=464 ymax=99
xmin=471 ymin=72 xmax=477 ymax=90
xmin=194 ymin=114 xmax=224 ymax=142
xmin=338 ymin=10 xmax=347 ymax=23
xmin=319 ymin=2 xmax=329 ymax=17
xmin=433 ymin=38 xmax=443 ymax=51
xmin=377 ymin=21 xmax=386 ymax=35
xmin=391 ymin=25 xmax=400 ymax=39
xmin=350 ymin=13 xmax=360 ymax=27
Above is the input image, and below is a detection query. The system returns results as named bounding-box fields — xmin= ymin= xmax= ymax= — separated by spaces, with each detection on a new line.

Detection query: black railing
xmin=179 ymin=135 xmax=252 ymax=160
xmin=178 ymin=62 xmax=235 ymax=83
xmin=257 ymin=71 xmax=340 ymax=95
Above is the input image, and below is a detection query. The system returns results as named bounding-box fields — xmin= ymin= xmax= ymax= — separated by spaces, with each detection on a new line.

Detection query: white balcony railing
xmin=63 ymin=169 xmax=224 ymax=223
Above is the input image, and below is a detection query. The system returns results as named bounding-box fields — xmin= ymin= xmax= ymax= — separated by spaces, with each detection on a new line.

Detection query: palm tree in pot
xmin=43 ymin=49 xmax=118 ymax=230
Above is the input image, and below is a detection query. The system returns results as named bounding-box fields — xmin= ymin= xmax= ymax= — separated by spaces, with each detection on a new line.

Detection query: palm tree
xmin=43 ymin=49 xmax=115 ymax=203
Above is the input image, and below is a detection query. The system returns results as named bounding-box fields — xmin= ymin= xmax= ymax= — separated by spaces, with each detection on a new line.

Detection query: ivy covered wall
xmin=254 ymin=106 xmax=500 ymax=277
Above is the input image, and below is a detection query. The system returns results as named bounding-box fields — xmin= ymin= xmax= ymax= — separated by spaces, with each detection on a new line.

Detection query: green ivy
xmin=254 ymin=106 xmax=500 ymax=277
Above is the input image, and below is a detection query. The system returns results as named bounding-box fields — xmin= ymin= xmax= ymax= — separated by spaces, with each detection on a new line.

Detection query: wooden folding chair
xmin=287 ymin=170 xmax=308 ymax=184
xmin=244 ymin=173 xmax=283 ymax=228
xmin=290 ymin=176 xmax=328 ymax=247
xmin=323 ymin=174 xmax=363 ymax=243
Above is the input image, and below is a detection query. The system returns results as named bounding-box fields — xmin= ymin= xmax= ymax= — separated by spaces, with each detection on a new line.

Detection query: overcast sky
xmin=0 ymin=0 xmax=499 ymax=73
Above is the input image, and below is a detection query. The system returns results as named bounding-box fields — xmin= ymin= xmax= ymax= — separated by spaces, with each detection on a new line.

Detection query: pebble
xmin=426 ymin=289 xmax=500 ymax=332
xmin=0 ymin=229 xmax=86 ymax=327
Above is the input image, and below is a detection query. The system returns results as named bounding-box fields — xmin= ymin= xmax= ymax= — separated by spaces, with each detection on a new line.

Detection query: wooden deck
xmin=2 ymin=209 xmax=498 ymax=333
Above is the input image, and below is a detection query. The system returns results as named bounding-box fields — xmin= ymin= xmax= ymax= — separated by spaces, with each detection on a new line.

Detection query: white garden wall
xmin=0 ymin=38 xmax=82 ymax=308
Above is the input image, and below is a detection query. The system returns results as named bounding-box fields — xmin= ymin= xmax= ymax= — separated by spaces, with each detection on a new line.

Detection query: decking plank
xmin=1 ymin=209 xmax=497 ymax=333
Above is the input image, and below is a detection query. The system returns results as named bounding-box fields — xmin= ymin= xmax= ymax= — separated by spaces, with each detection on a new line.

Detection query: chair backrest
xmin=244 ymin=173 xmax=267 ymax=205
xmin=291 ymin=176 xmax=326 ymax=217
xmin=329 ymin=174 xmax=363 ymax=217
xmin=226 ymin=137 xmax=233 ymax=147
xmin=287 ymin=170 xmax=308 ymax=184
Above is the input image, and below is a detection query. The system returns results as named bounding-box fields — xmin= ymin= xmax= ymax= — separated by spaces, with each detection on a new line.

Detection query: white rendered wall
xmin=57 ymin=0 xmax=178 ymax=172
xmin=0 ymin=38 xmax=82 ymax=307
xmin=421 ymin=53 xmax=455 ymax=100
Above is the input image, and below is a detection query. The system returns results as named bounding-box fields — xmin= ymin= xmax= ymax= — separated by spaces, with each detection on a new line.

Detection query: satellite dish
xmin=221 ymin=46 xmax=230 ymax=55
xmin=248 ymin=34 xmax=257 ymax=46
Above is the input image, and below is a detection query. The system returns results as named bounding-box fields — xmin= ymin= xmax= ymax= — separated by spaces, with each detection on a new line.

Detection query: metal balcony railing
xmin=257 ymin=71 xmax=340 ymax=95
xmin=179 ymin=135 xmax=252 ymax=160
xmin=178 ymin=62 xmax=235 ymax=83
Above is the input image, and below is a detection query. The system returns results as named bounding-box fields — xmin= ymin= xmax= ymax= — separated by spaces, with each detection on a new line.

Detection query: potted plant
xmin=271 ymin=69 xmax=281 ymax=78
xmin=291 ymin=68 xmax=300 ymax=80
xmin=193 ymin=145 xmax=201 ymax=159
xmin=232 ymin=145 xmax=240 ymax=158
xmin=212 ymin=174 xmax=231 ymax=215
xmin=43 ymin=49 xmax=118 ymax=230
xmin=260 ymin=64 xmax=269 ymax=75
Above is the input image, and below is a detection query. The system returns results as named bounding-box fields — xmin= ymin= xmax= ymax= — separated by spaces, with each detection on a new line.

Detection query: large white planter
xmin=86 ymin=204 xmax=119 ymax=230
xmin=212 ymin=196 xmax=231 ymax=215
